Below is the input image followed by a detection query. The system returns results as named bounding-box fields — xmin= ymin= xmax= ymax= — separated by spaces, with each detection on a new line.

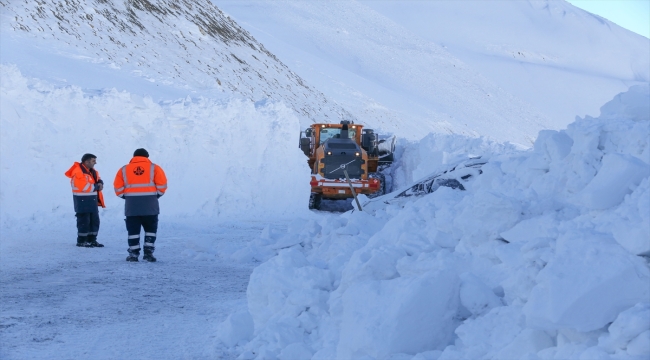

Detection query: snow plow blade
xmin=377 ymin=135 xmax=396 ymax=166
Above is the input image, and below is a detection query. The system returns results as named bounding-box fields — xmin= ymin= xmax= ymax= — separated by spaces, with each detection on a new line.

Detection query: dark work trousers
xmin=76 ymin=212 xmax=100 ymax=240
xmin=125 ymin=215 xmax=158 ymax=252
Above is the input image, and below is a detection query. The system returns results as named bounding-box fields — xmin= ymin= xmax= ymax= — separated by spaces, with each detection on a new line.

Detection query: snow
xmin=0 ymin=0 xmax=350 ymax=125
xmin=217 ymin=0 xmax=550 ymax=145
xmin=1 ymin=0 xmax=649 ymax=359
xmin=523 ymin=231 xmax=649 ymax=332
xmin=216 ymin=0 xmax=649 ymax=143
xmin=228 ymin=84 xmax=650 ymax=359
xmin=217 ymin=310 xmax=255 ymax=348
xmin=359 ymin=0 xmax=650 ymax=124
xmin=576 ymin=153 xmax=649 ymax=210
xmin=0 ymin=227 xmax=260 ymax=359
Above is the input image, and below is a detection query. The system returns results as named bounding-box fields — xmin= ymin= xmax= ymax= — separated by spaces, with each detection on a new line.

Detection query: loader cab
xmin=319 ymin=123 xmax=365 ymax=180
xmin=318 ymin=126 xmax=358 ymax=145
xmin=299 ymin=121 xmax=364 ymax=159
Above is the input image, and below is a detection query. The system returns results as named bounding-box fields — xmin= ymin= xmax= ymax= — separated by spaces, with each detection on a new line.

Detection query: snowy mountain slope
xmin=0 ymin=0 xmax=351 ymax=124
xmin=220 ymin=85 xmax=650 ymax=360
xmin=361 ymin=0 xmax=650 ymax=125
xmin=216 ymin=0 xmax=550 ymax=145
xmin=216 ymin=0 xmax=649 ymax=143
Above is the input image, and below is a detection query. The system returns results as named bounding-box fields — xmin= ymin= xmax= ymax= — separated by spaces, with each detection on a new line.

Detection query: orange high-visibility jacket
xmin=113 ymin=157 xmax=167 ymax=199
xmin=64 ymin=162 xmax=106 ymax=211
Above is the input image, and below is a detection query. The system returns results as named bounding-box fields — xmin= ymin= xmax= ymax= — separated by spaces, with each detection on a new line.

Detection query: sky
xmin=567 ymin=0 xmax=650 ymax=38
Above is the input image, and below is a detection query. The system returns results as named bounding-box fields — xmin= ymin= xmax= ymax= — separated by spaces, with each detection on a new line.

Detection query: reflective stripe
xmin=82 ymin=182 xmax=91 ymax=192
xmin=128 ymin=235 xmax=140 ymax=239
xmin=114 ymin=187 xmax=125 ymax=192
xmin=78 ymin=232 xmax=88 ymax=236
xmin=124 ymin=192 xmax=158 ymax=196
xmin=74 ymin=192 xmax=98 ymax=196
xmin=129 ymin=245 xmax=141 ymax=250
xmin=125 ymin=183 xmax=153 ymax=188
xmin=144 ymin=232 xmax=156 ymax=237
xmin=122 ymin=166 xmax=128 ymax=186
xmin=150 ymin=164 xmax=155 ymax=183
xmin=156 ymin=185 xmax=167 ymax=189
xmin=157 ymin=191 xmax=164 ymax=196
xmin=144 ymin=242 xmax=155 ymax=247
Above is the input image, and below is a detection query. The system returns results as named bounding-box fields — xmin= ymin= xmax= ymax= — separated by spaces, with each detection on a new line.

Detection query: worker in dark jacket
xmin=64 ymin=153 xmax=106 ymax=247
xmin=113 ymin=148 xmax=168 ymax=262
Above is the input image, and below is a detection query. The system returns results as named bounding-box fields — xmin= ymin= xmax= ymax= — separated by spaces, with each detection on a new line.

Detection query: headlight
xmin=327 ymin=151 xmax=332 ymax=155
xmin=355 ymin=152 xmax=360 ymax=156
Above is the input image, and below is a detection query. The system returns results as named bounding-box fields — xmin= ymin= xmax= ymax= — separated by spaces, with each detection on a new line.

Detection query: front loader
xmin=299 ymin=120 xmax=395 ymax=210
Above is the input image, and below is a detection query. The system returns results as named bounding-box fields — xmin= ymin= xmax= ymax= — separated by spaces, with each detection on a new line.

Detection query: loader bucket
xmin=378 ymin=135 xmax=396 ymax=165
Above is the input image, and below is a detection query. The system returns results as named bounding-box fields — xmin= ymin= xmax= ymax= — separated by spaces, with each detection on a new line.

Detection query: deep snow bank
xmin=0 ymin=65 xmax=310 ymax=231
xmin=222 ymin=84 xmax=650 ymax=359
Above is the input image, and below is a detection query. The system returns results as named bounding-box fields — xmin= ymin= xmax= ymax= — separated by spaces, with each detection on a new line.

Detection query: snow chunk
xmin=459 ymin=273 xmax=502 ymax=317
xmin=246 ymin=248 xmax=331 ymax=330
xmin=598 ymin=84 xmax=650 ymax=123
xmin=627 ymin=330 xmax=650 ymax=357
xmin=601 ymin=176 xmax=650 ymax=256
xmin=599 ymin=302 xmax=650 ymax=352
xmin=576 ymin=153 xmax=650 ymax=210
xmin=494 ymin=328 xmax=554 ymax=359
xmin=278 ymin=342 xmax=313 ymax=360
xmin=524 ymin=233 xmax=650 ymax=332
xmin=534 ymin=130 xmax=573 ymax=162
xmin=337 ymin=269 xmax=460 ymax=358
xmin=216 ymin=310 xmax=254 ymax=348
xmin=500 ymin=213 xmax=558 ymax=243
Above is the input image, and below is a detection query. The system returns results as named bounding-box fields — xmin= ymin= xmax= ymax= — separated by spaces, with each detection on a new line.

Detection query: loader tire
xmin=308 ymin=193 xmax=322 ymax=210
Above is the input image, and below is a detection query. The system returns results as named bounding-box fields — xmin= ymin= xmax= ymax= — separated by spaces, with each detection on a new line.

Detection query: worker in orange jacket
xmin=113 ymin=148 xmax=167 ymax=262
xmin=64 ymin=153 xmax=106 ymax=247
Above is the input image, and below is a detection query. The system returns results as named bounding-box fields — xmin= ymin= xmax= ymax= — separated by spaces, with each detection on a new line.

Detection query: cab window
xmin=319 ymin=128 xmax=357 ymax=145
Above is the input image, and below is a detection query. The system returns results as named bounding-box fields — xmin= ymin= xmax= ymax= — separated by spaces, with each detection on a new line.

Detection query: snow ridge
xmin=222 ymin=85 xmax=650 ymax=360
xmin=0 ymin=64 xmax=311 ymax=230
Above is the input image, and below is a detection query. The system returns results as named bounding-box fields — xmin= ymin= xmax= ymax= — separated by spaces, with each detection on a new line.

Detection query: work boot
xmin=143 ymin=246 xmax=156 ymax=262
xmin=76 ymin=236 xmax=91 ymax=247
xmin=87 ymin=235 xmax=104 ymax=248
xmin=126 ymin=248 xmax=140 ymax=262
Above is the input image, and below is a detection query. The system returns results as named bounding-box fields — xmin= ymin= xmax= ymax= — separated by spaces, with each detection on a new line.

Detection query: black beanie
xmin=81 ymin=153 xmax=97 ymax=162
xmin=133 ymin=148 xmax=149 ymax=158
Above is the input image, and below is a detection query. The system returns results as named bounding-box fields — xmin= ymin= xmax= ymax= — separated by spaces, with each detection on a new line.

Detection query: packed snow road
xmin=0 ymin=222 xmax=271 ymax=360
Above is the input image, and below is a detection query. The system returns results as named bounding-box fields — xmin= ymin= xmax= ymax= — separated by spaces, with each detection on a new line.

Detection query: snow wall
xmin=220 ymin=84 xmax=650 ymax=360
xmin=0 ymin=64 xmax=311 ymax=233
